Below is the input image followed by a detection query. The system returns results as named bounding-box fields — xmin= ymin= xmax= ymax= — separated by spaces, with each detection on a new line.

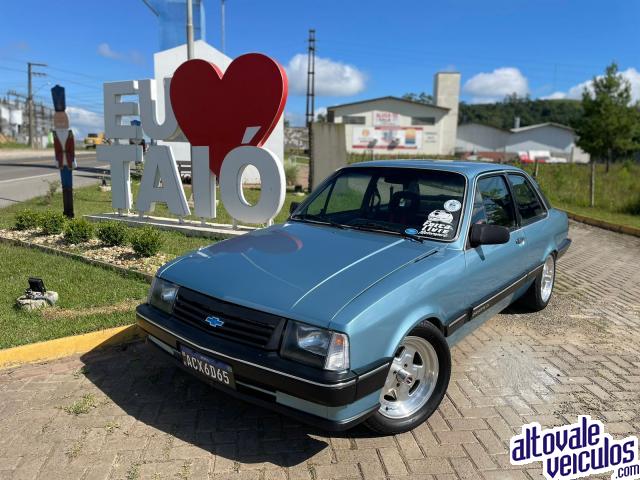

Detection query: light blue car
xmin=137 ymin=160 xmax=571 ymax=434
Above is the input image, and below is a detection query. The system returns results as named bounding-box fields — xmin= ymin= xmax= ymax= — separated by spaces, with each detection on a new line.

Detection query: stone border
xmin=0 ymin=235 xmax=153 ymax=283
xmin=0 ymin=325 xmax=141 ymax=369
xmin=564 ymin=210 xmax=640 ymax=238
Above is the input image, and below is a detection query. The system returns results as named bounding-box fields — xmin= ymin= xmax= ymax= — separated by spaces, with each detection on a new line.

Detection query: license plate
xmin=180 ymin=346 xmax=235 ymax=389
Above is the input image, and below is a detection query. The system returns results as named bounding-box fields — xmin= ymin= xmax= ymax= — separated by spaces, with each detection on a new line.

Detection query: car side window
xmin=476 ymin=176 xmax=516 ymax=229
xmin=471 ymin=188 xmax=487 ymax=224
xmin=508 ymin=174 xmax=546 ymax=225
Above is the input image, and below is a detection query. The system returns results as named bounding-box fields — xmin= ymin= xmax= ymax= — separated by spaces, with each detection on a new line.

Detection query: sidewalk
xmin=0 ymin=221 xmax=638 ymax=479
xmin=0 ymin=148 xmax=95 ymax=160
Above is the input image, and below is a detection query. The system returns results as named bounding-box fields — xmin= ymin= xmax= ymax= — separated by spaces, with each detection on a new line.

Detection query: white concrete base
xmin=84 ymin=213 xmax=255 ymax=239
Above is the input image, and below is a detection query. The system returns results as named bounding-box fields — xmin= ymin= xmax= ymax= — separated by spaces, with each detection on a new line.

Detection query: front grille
xmin=172 ymin=287 xmax=286 ymax=350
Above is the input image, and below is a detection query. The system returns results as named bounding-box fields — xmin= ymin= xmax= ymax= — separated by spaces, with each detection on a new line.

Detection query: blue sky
xmin=1 ymin=0 xmax=638 ymax=135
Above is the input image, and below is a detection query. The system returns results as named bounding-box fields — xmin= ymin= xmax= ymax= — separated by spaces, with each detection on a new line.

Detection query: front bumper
xmin=136 ymin=304 xmax=389 ymax=431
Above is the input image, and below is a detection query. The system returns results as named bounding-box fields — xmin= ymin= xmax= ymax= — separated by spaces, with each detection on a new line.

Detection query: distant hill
xmin=459 ymin=96 xmax=583 ymax=130
xmin=402 ymin=93 xmax=584 ymax=130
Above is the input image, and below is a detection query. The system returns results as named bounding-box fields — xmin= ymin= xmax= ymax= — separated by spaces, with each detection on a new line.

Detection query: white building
xmin=456 ymin=122 xmax=589 ymax=162
xmin=326 ymin=72 xmax=461 ymax=156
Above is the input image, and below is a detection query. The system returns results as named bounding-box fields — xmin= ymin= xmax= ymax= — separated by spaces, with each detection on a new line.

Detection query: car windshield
xmin=292 ymin=166 xmax=466 ymax=241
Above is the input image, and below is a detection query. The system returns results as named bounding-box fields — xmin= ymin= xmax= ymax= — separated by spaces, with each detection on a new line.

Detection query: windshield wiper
xmin=400 ymin=229 xmax=425 ymax=243
xmin=347 ymin=220 xmax=425 ymax=243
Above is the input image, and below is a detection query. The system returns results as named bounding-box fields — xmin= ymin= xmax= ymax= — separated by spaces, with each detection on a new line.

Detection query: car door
xmin=507 ymin=173 xmax=549 ymax=272
xmin=464 ymin=174 xmax=529 ymax=314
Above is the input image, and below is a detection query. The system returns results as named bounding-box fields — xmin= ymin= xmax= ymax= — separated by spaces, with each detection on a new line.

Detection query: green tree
xmin=574 ymin=62 xmax=640 ymax=205
xmin=458 ymin=95 xmax=583 ymax=129
xmin=402 ymin=92 xmax=434 ymax=104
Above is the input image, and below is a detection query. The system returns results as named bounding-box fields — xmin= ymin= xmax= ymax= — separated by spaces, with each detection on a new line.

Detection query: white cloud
xmin=97 ymin=43 xmax=119 ymax=60
xmin=67 ymin=106 xmax=103 ymax=140
xmin=554 ymin=68 xmax=640 ymax=103
xmin=463 ymin=67 xmax=529 ymax=103
xmin=541 ymin=91 xmax=567 ymax=100
xmin=315 ymin=107 xmax=327 ymax=120
xmin=565 ymin=78 xmax=596 ymax=99
xmin=97 ymin=42 xmax=144 ymax=65
xmin=286 ymin=54 xmax=366 ymax=97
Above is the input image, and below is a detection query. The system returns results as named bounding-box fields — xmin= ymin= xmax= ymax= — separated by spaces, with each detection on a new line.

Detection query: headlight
xmin=148 ymin=277 xmax=178 ymax=314
xmin=280 ymin=321 xmax=349 ymax=371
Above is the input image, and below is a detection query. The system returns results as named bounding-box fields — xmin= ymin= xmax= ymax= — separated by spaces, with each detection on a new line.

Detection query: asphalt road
xmin=0 ymin=151 xmax=109 ymax=208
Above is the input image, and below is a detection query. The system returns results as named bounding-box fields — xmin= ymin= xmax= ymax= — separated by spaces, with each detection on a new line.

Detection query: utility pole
xmin=305 ymin=29 xmax=316 ymax=191
xmin=221 ymin=0 xmax=226 ymax=53
xmin=186 ymin=0 xmax=194 ymax=59
xmin=27 ymin=62 xmax=47 ymax=148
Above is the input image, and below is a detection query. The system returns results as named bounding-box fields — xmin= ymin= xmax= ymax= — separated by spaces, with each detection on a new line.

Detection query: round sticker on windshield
xmin=444 ymin=199 xmax=461 ymax=212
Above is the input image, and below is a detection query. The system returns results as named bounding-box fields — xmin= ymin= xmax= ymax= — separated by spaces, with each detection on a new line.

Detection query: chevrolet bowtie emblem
xmin=204 ymin=316 xmax=224 ymax=328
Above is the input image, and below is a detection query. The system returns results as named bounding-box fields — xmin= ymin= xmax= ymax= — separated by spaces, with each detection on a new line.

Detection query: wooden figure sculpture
xmin=51 ymin=85 xmax=75 ymax=218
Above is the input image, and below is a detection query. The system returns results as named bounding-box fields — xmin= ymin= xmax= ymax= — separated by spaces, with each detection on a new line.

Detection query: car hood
xmin=158 ymin=221 xmax=440 ymax=327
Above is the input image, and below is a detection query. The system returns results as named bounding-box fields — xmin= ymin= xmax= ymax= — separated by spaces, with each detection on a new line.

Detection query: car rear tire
xmin=518 ymin=254 xmax=556 ymax=312
xmin=364 ymin=322 xmax=451 ymax=435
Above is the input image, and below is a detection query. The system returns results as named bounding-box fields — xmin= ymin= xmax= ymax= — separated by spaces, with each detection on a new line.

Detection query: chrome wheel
xmin=379 ymin=336 xmax=439 ymax=419
xmin=540 ymin=256 xmax=555 ymax=303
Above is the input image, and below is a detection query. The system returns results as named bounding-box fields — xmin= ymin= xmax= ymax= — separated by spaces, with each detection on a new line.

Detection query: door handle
xmin=515 ymin=237 xmax=525 ymax=245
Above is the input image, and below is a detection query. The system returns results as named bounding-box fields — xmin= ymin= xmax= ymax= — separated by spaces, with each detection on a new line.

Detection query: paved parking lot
xmin=1 ymin=221 xmax=639 ymax=480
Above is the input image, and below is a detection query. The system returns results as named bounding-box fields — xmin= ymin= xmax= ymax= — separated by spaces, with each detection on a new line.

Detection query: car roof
xmin=346 ymin=159 xmax=523 ymax=177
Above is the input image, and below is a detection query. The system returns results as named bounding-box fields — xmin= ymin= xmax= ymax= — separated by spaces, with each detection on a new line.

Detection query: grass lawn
xmin=552 ymin=202 xmax=640 ymax=229
xmin=0 ymin=242 xmax=149 ymax=349
xmin=0 ymin=142 xmax=31 ymax=149
xmin=0 ymin=181 xmax=306 ymax=348
xmin=0 ymin=182 xmax=307 ymax=257
xmin=519 ymin=162 xmax=640 ymax=229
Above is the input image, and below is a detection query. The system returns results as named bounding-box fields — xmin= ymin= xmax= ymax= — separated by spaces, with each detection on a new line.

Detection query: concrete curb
xmin=85 ymin=213 xmax=254 ymax=239
xmin=564 ymin=210 xmax=640 ymax=238
xmin=0 ymin=235 xmax=153 ymax=283
xmin=0 ymin=325 xmax=142 ymax=369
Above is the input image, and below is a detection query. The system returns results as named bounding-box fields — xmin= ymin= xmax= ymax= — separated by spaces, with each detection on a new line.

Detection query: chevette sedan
xmin=136 ymin=160 xmax=571 ymax=434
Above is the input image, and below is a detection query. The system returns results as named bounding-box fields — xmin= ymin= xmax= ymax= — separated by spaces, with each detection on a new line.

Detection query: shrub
xmin=284 ymin=162 xmax=299 ymax=186
xmin=130 ymin=227 xmax=163 ymax=257
xmin=44 ymin=180 xmax=61 ymax=205
xmin=39 ymin=211 xmax=66 ymax=235
xmin=63 ymin=218 xmax=94 ymax=244
xmin=623 ymin=195 xmax=640 ymax=215
xmin=14 ymin=209 xmax=41 ymax=231
xmin=96 ymin=221 xmax=129 ymax=247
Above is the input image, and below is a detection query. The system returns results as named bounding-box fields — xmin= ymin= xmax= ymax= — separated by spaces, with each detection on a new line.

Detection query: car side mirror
xmin=289 ymin=202 xmax=301 ymax=215
xmin=469 ymin=223 xmax=510 ymax=247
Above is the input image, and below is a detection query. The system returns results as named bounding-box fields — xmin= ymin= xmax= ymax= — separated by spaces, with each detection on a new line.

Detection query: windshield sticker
xmin=428 ymin=210 xmax=454 ymax=224
xmin=419 ymin=219 xmax=454 ymax=238
xmin=444 ymin=199 xmax=462 ymax=212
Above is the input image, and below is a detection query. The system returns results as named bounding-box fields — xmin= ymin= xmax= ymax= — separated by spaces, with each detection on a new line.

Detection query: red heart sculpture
xmin=169 ymin=53 xmax=288 ymax=177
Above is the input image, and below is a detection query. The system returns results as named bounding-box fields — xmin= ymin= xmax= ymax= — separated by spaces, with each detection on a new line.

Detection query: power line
xmin=0 ymin=65 xmax=25 ymax=73
xmin=47 ymin=65 xmax=106 ymax=82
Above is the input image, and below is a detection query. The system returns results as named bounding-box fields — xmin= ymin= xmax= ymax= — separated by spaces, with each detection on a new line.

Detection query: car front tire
xmin=364 ymin=322 xmax=451 ymax=435
xmin=518 ymin=254 xmax=556 ymax=312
